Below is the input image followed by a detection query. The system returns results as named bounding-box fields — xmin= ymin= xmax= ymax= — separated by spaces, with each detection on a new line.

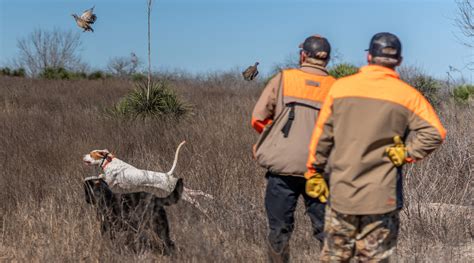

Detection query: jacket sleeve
xmin=251 ymin=73 xmax=281 ymax=133
xmin=406 ymin=93 xmax=447 ymax=161
xmin=306 ymin=92 xmax=335 ymax=177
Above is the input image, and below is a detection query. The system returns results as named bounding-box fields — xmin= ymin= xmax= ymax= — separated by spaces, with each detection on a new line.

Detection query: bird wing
xmin=81 ymin=13 xmax=96 ymax=24
xmin=81 ymin=7 xmax=97 ymax=23
xmin=242 ymin=66 xmax=253 ymax=79
xmin=242 ymin=65 xmax=259 ymax=81
xmin=82 ymin=5 xmax=95 ymax=15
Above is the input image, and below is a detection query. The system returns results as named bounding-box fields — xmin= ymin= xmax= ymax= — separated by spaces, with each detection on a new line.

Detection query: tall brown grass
xmin=0 ymin=73 xmax=472 ymax=262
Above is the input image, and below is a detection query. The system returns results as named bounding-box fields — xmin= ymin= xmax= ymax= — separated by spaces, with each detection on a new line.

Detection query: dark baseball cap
xmin=299 ymin=35 xmax=331 ymax=60
xmin=366 ymin=32 xmax=402 ymax=60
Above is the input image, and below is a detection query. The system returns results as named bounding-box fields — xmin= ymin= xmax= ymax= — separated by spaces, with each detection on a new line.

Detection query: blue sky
xmin=0 ymin=0 xmax=472 ymax=80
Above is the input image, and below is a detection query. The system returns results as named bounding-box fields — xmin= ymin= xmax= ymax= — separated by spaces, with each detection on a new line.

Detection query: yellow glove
xmin=385 ymin=136 xmax=407 ymax=167
xmin=305 ymin=172 xmax=329 ymax=203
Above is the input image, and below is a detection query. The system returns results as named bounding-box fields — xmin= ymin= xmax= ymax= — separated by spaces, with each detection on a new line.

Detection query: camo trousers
xmin=320 ymin=206 xmax=399 ymax=263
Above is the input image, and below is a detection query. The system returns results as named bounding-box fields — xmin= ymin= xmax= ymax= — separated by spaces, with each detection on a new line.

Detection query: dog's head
xmin=83 ymin=149 xmax=113 ymax=166
xmin=84 ymin=177 xmax=113 ymax=205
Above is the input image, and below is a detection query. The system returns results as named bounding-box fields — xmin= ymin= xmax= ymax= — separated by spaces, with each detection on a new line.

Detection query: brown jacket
xmin=306 ymin=65 xmax=447 ymax=214
xmin=252 ymin=64 xmax=336 ymax=176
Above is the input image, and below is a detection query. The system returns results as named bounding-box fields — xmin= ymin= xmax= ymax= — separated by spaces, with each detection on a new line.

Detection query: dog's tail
xmin=166 ymin=140 xmax=186 ymax=175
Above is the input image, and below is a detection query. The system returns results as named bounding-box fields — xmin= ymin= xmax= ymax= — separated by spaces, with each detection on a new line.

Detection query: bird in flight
xmin=72 ymin=6 xmax=97 ymax=32
xmin=242 ymin=62 xmax=259 ymax=81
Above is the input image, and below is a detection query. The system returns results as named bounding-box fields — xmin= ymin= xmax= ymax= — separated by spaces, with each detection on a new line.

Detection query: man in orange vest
xmin=252 ymin=35 xmax=336 ymax=262
xmin=305 ymin=32 xmax=446 ymax=262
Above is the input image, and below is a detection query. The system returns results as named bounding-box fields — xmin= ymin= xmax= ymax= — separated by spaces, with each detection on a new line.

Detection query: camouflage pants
xmin=320 ymin=206 xmax=399 ymax=263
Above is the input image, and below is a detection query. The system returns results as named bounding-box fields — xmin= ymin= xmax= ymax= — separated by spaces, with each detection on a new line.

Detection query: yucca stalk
xmin=147 ymin=0 xmax=152 ymax=102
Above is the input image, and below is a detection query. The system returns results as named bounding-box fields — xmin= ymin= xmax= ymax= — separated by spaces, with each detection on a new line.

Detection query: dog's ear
xmin=90 ymin=150 xmax=109 ymax=160
xmin=99 ymin=150 xmax=113 ymax=161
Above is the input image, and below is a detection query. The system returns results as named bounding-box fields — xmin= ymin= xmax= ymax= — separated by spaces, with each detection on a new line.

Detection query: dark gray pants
xmin=265 ymin=172 xmax=326 ymax=252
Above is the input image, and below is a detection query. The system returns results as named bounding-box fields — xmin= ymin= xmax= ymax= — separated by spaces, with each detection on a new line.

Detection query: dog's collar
xmin=99 ymin=153 xmax=113 ymax=170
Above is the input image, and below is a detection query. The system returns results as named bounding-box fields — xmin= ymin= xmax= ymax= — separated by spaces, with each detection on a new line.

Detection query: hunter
xmin=305 ymin=32 xmax=446 ymax=262
xmin=252 ymin=35 xmax=336 ymax=262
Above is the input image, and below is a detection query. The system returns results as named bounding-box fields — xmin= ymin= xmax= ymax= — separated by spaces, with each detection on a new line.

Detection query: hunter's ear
xmin=367 ymin=53 xmax=372 ymax=64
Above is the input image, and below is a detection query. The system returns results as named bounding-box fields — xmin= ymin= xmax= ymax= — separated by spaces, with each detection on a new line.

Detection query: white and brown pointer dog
xmin=84 ymin=177 xmax=183 ymax=254
xmin=83 ymin=141 xmax=213 ymax=212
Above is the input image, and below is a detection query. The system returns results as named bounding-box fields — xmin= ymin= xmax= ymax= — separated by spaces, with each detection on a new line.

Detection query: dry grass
xmin=0 ymin=73 xmax=472 ymax=262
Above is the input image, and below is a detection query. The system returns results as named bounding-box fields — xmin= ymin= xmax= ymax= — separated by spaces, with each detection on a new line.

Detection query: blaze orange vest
xmin=280 ymin=69 xmax=335 ymax=137
xmin=254 ymin=68 xmax=336 ymax=176
xmin=282 ymin=69 xmax=334 ymax=104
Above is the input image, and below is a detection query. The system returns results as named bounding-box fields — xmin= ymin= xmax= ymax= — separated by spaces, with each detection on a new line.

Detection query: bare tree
xmin=107 ymin=52 xmax=141 ymax=76
xmin=455 ymin=0 xmax=473 ymax=47
xmin=455 ymin=0 xmax=473 ymax=69
xmin=15 ymin=29 xmax=83 ymax=76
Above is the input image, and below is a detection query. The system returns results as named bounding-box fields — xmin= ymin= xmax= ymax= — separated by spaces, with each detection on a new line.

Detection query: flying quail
xmin=72 ymin=6 xmax=97 ymax=32
xmin=242 ymin=62 xmax=259 ymax=81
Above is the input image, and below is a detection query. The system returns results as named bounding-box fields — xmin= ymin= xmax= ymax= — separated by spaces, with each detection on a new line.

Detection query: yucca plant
xmin=110 ymin=80 xmax=189 ymax=119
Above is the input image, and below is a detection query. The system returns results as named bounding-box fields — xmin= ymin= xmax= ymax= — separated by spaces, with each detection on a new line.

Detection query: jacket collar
xmin=300 ymin=63 xmax=329 ymax=75
xmin=359 ymin=64 xmax=399 ymax=78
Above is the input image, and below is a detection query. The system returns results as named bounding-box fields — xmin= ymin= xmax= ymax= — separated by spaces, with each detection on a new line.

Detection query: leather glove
xmin=385 ymin=135 xmax=408 ymax=167
xmin=305 ymin=172 xmax=329 ymax=203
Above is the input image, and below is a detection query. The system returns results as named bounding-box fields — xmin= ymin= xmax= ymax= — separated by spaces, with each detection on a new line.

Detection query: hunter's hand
xmin=385 ymin=136 xmax=407 ymax=167
xmin=305 ymin=172 xmax=329 ymax=203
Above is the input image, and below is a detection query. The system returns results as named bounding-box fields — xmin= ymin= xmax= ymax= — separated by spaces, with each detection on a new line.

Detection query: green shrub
xmin=399 ymin=67 xmax=441 ymax=106
xmin=0 ymin=67 xmax=25 ymax=77
xmin=453 ymin=84 xmax=474 ymax=104
xmin=40 ymin=67 xmax=71 ymax=79
xmin=406 ymin=75 xmax=440 ymax=106
xmin=110 ymin=80 xmax=189 ymax=119
xmin=1 ymin=67 xmax=11 ymax=76
xmin=12 ymin=68 xmax=26 ymax=77
xmin=40 ymin=67 xmax=88 ymax=80
xmin=329 ymin=63 xmax=359 ymax=79
xmin=73 ymin=71 xmax=87 ymax=79
xmin=131 ymin=73 xmax=147 ymax=82
xmin=88 ymin=70 xmax=106 ymax=80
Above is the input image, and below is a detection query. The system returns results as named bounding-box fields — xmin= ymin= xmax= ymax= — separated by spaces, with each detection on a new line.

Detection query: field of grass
xmin=0 ymin=73 xmax=472 ymax=262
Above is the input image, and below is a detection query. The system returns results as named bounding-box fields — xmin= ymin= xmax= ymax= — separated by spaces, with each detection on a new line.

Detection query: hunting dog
xmin=84 ymin=177 xmax=183 ymax=254
xmin=83 ymin=141 xmax=213 ymax=212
